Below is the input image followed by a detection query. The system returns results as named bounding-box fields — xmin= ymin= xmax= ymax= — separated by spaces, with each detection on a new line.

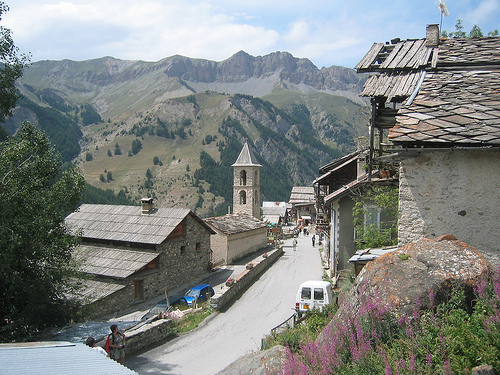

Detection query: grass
xmin=171 ymin=304 xmax=214 ymax=334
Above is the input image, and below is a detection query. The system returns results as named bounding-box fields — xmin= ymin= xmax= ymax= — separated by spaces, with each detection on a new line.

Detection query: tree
xmin=0 ymin=2 xmax=30 ymax=123
xmin=0 ymin=122 xmax=85 ymax=341
xmin=469 ymin=25 xmax=483 ymax=38
xmin=352 ymin=185 xmax=399 ymax=249
xmin=442 ymin=19 xmax=498 ymax=38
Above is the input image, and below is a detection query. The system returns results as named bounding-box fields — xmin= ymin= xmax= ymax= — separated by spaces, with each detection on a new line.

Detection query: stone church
xmin=204 ymin=142 xmax=268 ymax=266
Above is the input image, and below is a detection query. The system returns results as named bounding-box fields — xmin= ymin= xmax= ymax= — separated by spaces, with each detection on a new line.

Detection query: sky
xmin=3 ymin=0 xmax=499 ymax=69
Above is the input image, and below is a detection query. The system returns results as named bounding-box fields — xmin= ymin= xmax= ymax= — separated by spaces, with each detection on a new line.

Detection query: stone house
xmin=355 ymin=25 xmax=500 ymax=263
xmin=66 ymin=198 xmax=215 ymax=317
xmin=314 ymin=144 xmax=398 ymax=276
xmin=204 ymin=212 xmax=268 ymax=266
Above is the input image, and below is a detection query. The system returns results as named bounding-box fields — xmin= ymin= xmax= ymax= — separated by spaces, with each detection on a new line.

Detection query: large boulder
xmin=330 ymin=235 xmax=490 ymax=329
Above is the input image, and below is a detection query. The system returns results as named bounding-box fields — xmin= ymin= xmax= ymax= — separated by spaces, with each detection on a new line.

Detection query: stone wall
xmin=87 ymin=214 xmax=211 ymax=317
xmin=227 ymin=228 xmax=268 ymax=264
xmin=210 ymin=227 xmax=229 ymax=266
xmin=398 ymin=149 xmax=500 ymax=263
xmin=210 ymin=247 xmax=283 ymax=311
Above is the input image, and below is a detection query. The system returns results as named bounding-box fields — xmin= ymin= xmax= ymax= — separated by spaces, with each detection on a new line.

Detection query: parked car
xmin=181 ymin=284 xmax=215 ymax=306
xmin=295 ymin=280 xmax=334 ymax=317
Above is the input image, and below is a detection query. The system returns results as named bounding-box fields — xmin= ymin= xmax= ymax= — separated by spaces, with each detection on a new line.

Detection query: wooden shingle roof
xmin=289 ymin=186 xmax=315 ymax=204
xmin=74 ymin=245 xmax=159 ymax=279
xmin=66 ymin=204 xmax=213 ymax=245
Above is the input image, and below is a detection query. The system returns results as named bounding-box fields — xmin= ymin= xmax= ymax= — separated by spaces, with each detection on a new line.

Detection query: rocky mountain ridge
xmin=7 ymin=51 xmax=370 ymax=215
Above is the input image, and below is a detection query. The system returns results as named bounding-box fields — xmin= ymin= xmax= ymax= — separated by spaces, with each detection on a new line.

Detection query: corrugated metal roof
xmin=204 ymin=213 xmax=268 ymax=235
xmin=232 ymin=141 xmax=262 ymax=166
xmin=0 ymin=342 xmax=138 ymax=375
xmin=74 ymin=245 xmax=160 ymax=279
xmin=66 ymin=204 xmax=191 ymax=245
xmin=349 ymin=246 xmax=398 ymax=262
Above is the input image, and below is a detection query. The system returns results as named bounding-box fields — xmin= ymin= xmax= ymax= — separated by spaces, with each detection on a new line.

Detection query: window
xmin=240 ymin=170 xmax=247 ymax=185
xmin=196 ymin=242 xmax=201 ymax=251
xmin=134 ymin=280 xmax=144 ymax=300
xmin=301 ymin=287 xmax=311 ymax=299
xmin=180 ymin=245 xmax=186 ymax=254
xmin=239 ymin=190 xmax=246 ymax=204
xmin=365 ymin=206 xmax=381 ymax=229
xmin=314 ymin=288 xmax=325 ymax=301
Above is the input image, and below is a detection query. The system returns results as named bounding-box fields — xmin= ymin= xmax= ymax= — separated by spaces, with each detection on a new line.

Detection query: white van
xmin=295 ymin=280 xmax=334 ymax=316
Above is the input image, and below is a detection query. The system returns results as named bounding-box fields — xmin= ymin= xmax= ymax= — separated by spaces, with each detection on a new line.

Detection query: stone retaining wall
xmin=210 ymin=247 xmax=283 ymax=311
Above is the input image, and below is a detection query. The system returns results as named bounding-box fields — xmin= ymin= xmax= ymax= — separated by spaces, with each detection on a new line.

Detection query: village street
xmin=127 ymin=232 xmax=324 ymax=375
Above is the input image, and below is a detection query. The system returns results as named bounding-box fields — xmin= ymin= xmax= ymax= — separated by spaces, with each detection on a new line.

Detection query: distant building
xmin=66 ymin=199 xmax=215 ymax=317
xmin=289 ymin=186 xmax=316 ymax=225
xmin=262 ymin=201 xmax=289 ymax=226
xmin=232 ymin=141 xmax=262 ymax=218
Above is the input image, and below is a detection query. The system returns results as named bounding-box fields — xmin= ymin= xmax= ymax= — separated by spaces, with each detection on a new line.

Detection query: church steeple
xmin=232 ymin=142 xmax=261 ymax=218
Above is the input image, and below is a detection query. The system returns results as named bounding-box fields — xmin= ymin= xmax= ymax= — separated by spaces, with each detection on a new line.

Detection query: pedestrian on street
xmin=312 ymin=235 xmax=315 ymax=246
xmin=109 ymin=324 xmax=126 ymax=365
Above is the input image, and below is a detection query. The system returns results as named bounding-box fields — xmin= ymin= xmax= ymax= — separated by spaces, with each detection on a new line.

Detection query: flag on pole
xmin=438 ymin=0 xmax=450 ymax=17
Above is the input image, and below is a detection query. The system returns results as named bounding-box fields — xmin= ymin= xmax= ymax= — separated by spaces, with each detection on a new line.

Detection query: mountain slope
xmin=5 ymin=51 xmax=370 ymax=216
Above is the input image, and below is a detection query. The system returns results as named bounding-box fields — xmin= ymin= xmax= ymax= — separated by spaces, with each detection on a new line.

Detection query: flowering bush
xmin=282 ymin=266 xmax=500 ymax=374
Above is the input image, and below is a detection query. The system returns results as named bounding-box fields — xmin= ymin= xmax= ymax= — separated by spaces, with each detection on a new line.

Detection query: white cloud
xmin=3 ymin=0 xmax=500 ymax=68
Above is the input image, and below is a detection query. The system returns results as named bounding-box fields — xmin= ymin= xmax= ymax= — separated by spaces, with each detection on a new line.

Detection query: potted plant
xmin=246 ymin=262 xmax=254 ymax=269
xmin=226 ymin=277 xmax=235 ymax=287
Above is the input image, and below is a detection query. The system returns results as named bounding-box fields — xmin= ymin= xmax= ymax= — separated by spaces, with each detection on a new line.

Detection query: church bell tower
xmin=232 ymin=142 xmax=261 ymax=218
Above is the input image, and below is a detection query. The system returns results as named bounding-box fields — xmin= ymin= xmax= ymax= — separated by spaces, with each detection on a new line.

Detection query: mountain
xmin=5 ymin=51 xmax=370 ymax=216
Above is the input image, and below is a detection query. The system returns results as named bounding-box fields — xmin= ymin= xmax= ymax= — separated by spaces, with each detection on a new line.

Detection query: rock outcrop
xmin=321 ymin=234 xmax=490 ymax=343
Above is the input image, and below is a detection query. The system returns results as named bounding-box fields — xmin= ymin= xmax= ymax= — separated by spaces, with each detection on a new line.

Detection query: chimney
xmin=426 ymin=24 xmax=440 ymax=47
xmin=141 ymin=198 xmax=154 ymax=215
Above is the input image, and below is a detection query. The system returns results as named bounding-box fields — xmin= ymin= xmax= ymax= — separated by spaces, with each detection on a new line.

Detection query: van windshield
xmin=314 ymin=288 xmax=325 ymax=301
xmin=301 ymin=287 xmax=311 ymax=299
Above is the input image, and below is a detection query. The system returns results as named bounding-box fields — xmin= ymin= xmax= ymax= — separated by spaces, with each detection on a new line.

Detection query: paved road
xmin=127 ymin=232 xmax=324 ymax=375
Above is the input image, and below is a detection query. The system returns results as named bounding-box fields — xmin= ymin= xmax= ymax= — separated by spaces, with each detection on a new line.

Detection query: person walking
xmin=312 ymin=235 xmax=315 ymax=246
xmin=109 ymin=324 xmax=126 ymax=365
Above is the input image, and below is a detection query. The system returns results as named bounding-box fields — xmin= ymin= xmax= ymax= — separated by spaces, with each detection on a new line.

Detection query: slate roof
xmin=74 ymin=245 xmax=159 ymax=279
xmin=232 ymin=141 xmax=262 ymax=167
xmin=204 ymin=213 xmax=268 ymax=235
xmin=390 ymin=69 xmax=500 ymax=145
xmin=356 ymin=33 xmax=500 ymax=147
xmin=0 ymin=342 xmax=138 ymax=375
xmin=66 ymin=204 xmax=214 ymax=245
